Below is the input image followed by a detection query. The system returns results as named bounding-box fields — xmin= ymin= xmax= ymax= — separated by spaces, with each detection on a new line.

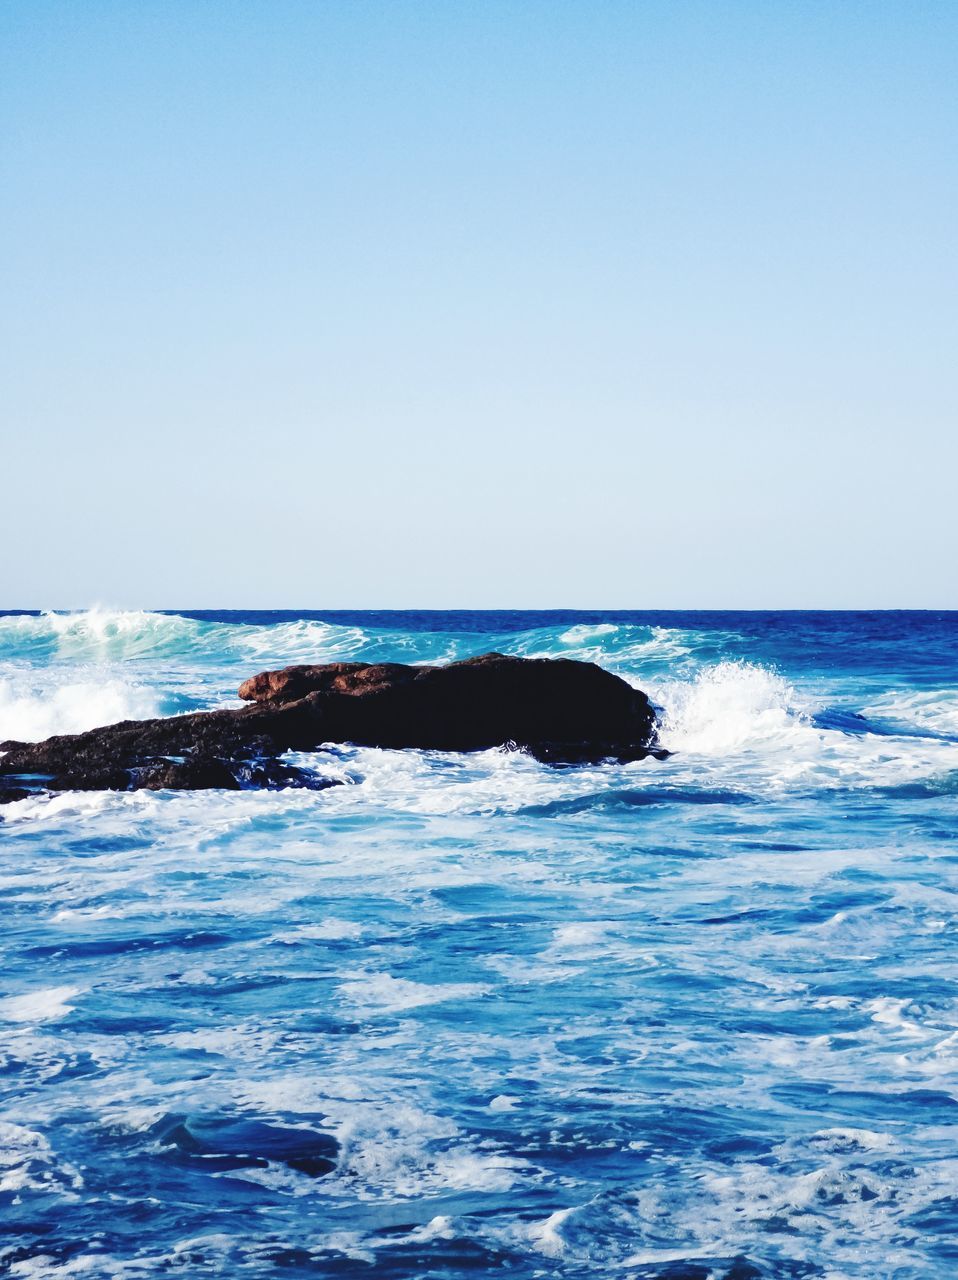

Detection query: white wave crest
xmin=0 ymin=985 xmax=85 ymax=1023
xmin=557 ymin=622 xmax=619 ymax=645
xmin=0 ymin=609 xmax=206 ymax=660
xmin=0 ymin=611 xmax=726 ymax=684
xmin=509 ymin=622 xmax=703 ymax=674
xmin=0 ymin=610 xmax=403 ymax=667
xmin=0 ymin=673 xmax=164 ymax=742
xmin=655 ymin=662 xmax=807 ymax=754
xmin=649 ymin=662 xmax=958 ymax=791
xmin=862 ymin=688 xmax=958 ymax=738
xmin=0 ymin=1122 xmax=83 ymax=1196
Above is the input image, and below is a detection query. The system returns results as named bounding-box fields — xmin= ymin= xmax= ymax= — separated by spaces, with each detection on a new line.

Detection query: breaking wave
xmin=0 ymin=672 xmax=168 ymax=743
xmin=654 ymin=661 xmax=809 ymax=754
xmin=0 ymin=609 xmax=712 ymax=672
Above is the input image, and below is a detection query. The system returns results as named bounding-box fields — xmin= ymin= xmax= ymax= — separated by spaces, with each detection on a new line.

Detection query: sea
xmin=1 ymin=609 xmax=957 ymax=1279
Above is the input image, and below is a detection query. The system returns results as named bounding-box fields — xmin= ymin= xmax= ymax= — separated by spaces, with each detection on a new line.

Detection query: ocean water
xmin=1 ymin=609 xmax=958 ymax=1279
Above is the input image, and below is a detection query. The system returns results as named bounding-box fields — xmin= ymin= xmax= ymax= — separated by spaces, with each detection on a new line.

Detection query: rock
xmin=0 ymin=785 xmax=32 ymax=805
xmin=49 ymin=768 xmax=133 ymax=792
xmin=237 ymin=661 xmax=415 ymax=705
xmin=238 ymin=653 xmax=659 ymax=756
xmin=133 ymin=757 xmax=242 ymax=792
xmin=0 ymin=653 xmax=661 ymax=795
xmin=228 ymin=758 xmax=341 ymax=791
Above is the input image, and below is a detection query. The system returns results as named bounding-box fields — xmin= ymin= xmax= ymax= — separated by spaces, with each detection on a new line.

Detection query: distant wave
xmin=0 ymin=609 xmax=715 ymax=673
xmin=0 ymin=609 xmax=210 ymax=661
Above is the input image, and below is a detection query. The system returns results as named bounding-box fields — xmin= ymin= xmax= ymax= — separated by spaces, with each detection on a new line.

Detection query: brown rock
xmin=0 ymin=653 xmax=661 ymax=796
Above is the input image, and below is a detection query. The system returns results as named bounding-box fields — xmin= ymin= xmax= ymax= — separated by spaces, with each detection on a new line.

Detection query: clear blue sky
xmin=2 ymin=1 xmax=955 ymax=608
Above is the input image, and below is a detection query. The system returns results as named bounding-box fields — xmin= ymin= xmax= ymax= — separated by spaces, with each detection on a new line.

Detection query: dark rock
xmin=50 ymin=767 xmax=137 ymax=792
xmin=229 ymin=758 xmax=342 ymax=791
xmin=238 ymin=661 xmax=416 ymax=705
xmin=133 ymin=757 xmax=242 ymax=792
xmin=238 ymin=652 xmax=659 ymax=755
xmin=0 ymin=653 xmax=661 ymax=795
xmin=0 ymin=786 xmax=33 ymax=805
xmin=526 ymin=741 xmax=673 ymax=766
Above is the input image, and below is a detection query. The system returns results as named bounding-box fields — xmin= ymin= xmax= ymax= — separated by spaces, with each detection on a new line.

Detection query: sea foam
xmin=0 ymin=672 xmax=164 ymax=742
xmin=654 ymin=660 xmax=807 ymax=754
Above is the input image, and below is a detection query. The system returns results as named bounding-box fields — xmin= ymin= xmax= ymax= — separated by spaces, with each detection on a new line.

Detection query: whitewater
xmin=2 ymin=609 xmax=957 ymax=1278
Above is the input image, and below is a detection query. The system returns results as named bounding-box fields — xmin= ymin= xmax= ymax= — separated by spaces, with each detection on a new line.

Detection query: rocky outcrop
xmin=237 ymin=652 xmax=659 ymax=752
xmin=0 ymin=653 xmax=662 ymax=796
xmin=0 ymin=785 xmax=32 ymax=805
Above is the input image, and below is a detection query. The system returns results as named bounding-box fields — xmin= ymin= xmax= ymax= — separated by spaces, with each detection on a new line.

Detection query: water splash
xmin=655 ymin=661 xmax=808 ymax=754
xmin=0 ymin=672 xmax=167 ymax=742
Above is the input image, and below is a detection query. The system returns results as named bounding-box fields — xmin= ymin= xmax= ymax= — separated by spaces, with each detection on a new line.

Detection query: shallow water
xmin=2 ymin=609 xmax=957 ymax=1278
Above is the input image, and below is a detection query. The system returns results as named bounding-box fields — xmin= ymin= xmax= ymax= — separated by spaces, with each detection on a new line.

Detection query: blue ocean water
xmin=1 ymin=609 xmax=958 ymax=1279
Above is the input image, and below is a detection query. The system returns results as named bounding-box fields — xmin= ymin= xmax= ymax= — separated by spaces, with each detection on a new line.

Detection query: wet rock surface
xmin=0 ymin=785 xmax=32 ymax=805
xmin=0 ymin=653 xmax=660 ymax=795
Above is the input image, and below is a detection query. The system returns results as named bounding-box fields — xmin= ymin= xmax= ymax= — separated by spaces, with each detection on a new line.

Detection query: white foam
xmin=655 ymin=661 xmax=807 ymax=754
xmin=489 ymin=1094 xmax=520 ymax=1112
xmin=235 ymin=1082 xmax=532 ymax=1201
xmin=0 ymin=673 xmax=163 ymax=742
xmin=527 ymin=1207 xmax=574 ymax=1257
xmin=558 ymin=623 xmax=618 ymax=644
xmin=865 ymin=996 xmax=926 ymax=1037
xmin=158 ymin=1026 xmax=280 ymax=1057
xmin=337 ymin=972 xmax=490 ymax=1014
xmin=621 ymin=1246 xmax=718 ymax=1267
xmin=807 ymin=1128 xmax=895 ymax=1153
xmin=0 ymin=608 xmax=204 ymax=660
xmin=401 ymin=1216 xmax=456 ymax=1243
xmin=51 ymin=905 xmax=124 ymax=923
xmin=0 ymin=986 xmax=85 ymax=1023
xmin=0 ymin=1122 xmax=82 ymax=1195
xmin=271 ymin=919 xmax=364 ymax=944
xmin=862 ymin=688 xmax=958 ymax=737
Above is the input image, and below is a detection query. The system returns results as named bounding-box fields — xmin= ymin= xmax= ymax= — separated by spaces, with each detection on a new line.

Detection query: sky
xmin=1 ymin=0 xmax=955 ymax=608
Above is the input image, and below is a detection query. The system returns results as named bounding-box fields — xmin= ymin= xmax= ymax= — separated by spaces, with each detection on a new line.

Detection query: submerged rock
xmin=0 ymin=652 xmax=661 ymax=795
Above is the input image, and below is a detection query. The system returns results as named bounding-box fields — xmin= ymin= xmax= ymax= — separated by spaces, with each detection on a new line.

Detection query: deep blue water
xmin=1 ymin=610 xmax=957 ymax=1278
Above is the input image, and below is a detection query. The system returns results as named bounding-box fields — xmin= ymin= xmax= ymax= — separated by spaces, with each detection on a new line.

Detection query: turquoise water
xmin=2 ymin=610 xmax=958 ymax=1278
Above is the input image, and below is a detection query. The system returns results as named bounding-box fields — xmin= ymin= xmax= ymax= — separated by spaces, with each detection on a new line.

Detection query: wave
xmin=518 ymin=786 xmax=754 ymax=817
xmin=0 ymin=609 xmax=208 ymax=661
xmin=861 ymin=689 xmax=958 ymax=740
xmin=5 ymin=613 xmax=958 ymax=801
xmin=640 ymin=660 xmax=958 ymax=796
xmin=653 ymin=661 xmax=810 ymax=754
xmin=0 ymin=672 xmax=167 ymax=743
xmin=500 ymin=620 xmax=734 ymax=675
xmin=0 ymin=609 xmax=714 ymax=674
